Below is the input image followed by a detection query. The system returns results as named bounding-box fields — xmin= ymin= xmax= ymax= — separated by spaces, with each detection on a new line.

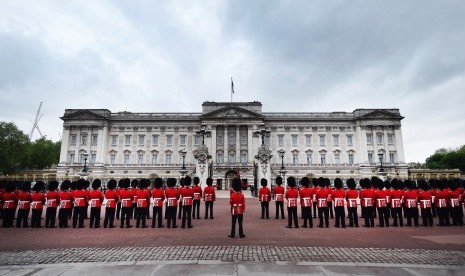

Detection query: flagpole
xmin=231 ymin=77 xmax=233 ymax=103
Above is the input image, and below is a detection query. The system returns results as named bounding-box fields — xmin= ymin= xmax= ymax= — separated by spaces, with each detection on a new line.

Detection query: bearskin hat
xmin=179 ymin=177 xmax=185 ymax=187
xmin=131 ymin=179 xmax=139 ymax=188
xmin=193 ymin=177 xmax=200 ymax=185
xmin=301 ymin=177 xmax=310 ymax=188
xmin=347 ymin=178 xmax=356 ymax=189
xmin=364 ymin=178 xmax=372 ymax=189
xmin=334 ymin=178 xmax=343 ymax=189
xmin=107 ymin=179 xmax=117 ymax=190
xmin=287 ymin=176 xmax=296 ymax=188
xmin=92 ymin=179 xmax=101 ymax=189
xmin=60 ymin=180 xmax=71 ymax=191
xmin=6 ymin=181 xmax=16 ymax=192
xmin=0 ymin=180 xmax=6 ymax=190
xmin=48 ymin=180 xmax=59 ymax=191
xmin=260 ymin=178 xmax=268 ymax=187
xmin=384 ymin=180 xmax=391 ymax=189
xmin=231 ymin=178 xmax=242 ymax=192
xmin=275 ymin=176 xmax=283 ymax=185
xmin=20 ymin=181 xmax=31 ymax=191
xmin=317 ymin=177 xmax=325 ymax=188
xmin=154 ymin=178 xmax=163 ymax=189
xmin=33 ymin=181 xmax=45 ymax=192
xmin=184 ymin=176 xmax=192 ymax=186
xmin=206 ymin=177 xmax=213 ymax=186
xmin=70 ymin=181 xmax=77 ymax=190
xmin=124 ymin=178 xmax=131 ymax=189
xmin=167 ymin=178 xmax=177 ymax=188
xmin=138 ymin=178 xmax=146 ymax=189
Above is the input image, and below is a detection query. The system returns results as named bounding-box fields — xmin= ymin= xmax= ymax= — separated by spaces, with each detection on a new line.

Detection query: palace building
xmin=57 ymin=101 xmax=408 ymax=188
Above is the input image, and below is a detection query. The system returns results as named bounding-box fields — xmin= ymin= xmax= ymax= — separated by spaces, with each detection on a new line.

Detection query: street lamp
xmin=196 ymin=124 xmax=211 ymax=145
xmin=82 ymin=153 xmax=89 ymax=172
xmin=254 ymin=124 xmax=270 ymax=146
xmin=378 ymin=152 xmax=384 ymax=173
xmin=278 ymin=149 xmax=285 ymax=170
xmin=180 ymin=149 xmax=187 ymax=170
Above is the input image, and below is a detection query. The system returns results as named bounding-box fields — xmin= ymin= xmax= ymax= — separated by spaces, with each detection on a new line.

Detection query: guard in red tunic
xmin=45 ymin=180 xmax=59 ymax=228
xmin=345 ymin=178 xmax=359 ymax=227
xmin=116 ymin=179 xmax=123 ymax=220
xmin=69 ymin=181 xmax=77 ymax=219
xmin=273 ymin=176 xmax=285 ymax=219
xmin=104 ymin=179 xmax=118 ymax=228
xmin=30 ymin=181 xmax=46 ymax=228
xmin=203 ymin=177 xmax=216 ymax=219
xmin=404 ymin=180 xmax=419 ymax=227
xmin=16 ymin=181 xmax=31 ymax=228
xmin=180 ymin=176 xmax=194 ymax=228
xmin=72 ymin=179 xmax=88 ymax=228
xmin=360 ymin=178 xmax=375 ymax=227
xmin=0 ymin=180 xmax=5 ymax=220
xmin=449 ymin=181 xmax=463 ymax=226
xmin=177 ymin=177 xmax=185 ymax=219
xmin=332 ymin=178 xmax=346 ymax=228
xmin=119 ymin=178 xmax=133 ymax=228
xmin=259 ymin=178 xmax=271 ymax=219
xmin=316 ymin=177 xmax=330 ymax=228
xmin=299 ymin=177 xmax=313 ymax=228
xmin=89 ymin=179 xmax=104 ymax=228
xmin=374 ymin=178 xmax=390 ymax=227
xmin=136 ymin=179 xmax=151 ymax=228
xmin=285 ymin=176 xmax=299 ymax=228
xmin=229 ymin=178 xmax=246 ymax=238
xmin=151 ymin=178 xmax=165 ymax=228
xmin=165 ymin=178 xmax=180 ymax=228
xmin=311 ymin=178 xmax=318 ymax=219
xmin=417 ymin=179 xmax=433 ymax=227
xmin=435 ymin=180 xmax=451 ymax=226
xmin=390 ymin=179 xmax=404 ymax=227
xmin=58 ymin=180 xmax=72 ymax=228
xmin=2 ymin=181 xmax=18 ymax=228
xmin=325 ymin=178 xmax=334 ymax=219
xmin=192 ymin=177 xmax=202 ymax=219
xmin=130 ymin=179 xmax=139 ymax=220
xmin=429 ymin=179 xmax=439 ymax=218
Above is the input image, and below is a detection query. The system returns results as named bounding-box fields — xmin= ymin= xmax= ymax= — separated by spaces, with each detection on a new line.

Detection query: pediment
xmin=200 ymin=106 xmax=263 ymax=119
xmin=61 ymin=110 xmax=110 ymax=121
xmin=357 ymin=110 xmax=403 ymax=120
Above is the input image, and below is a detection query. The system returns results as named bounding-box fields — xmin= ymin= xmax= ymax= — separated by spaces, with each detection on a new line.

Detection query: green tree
xmin=28 ymin=137 xmax=61 ymax=169
xmin=425 ymin=145 xmax=465 ymax=173
xmin=0 ymin=122 xmax=31 ymax=173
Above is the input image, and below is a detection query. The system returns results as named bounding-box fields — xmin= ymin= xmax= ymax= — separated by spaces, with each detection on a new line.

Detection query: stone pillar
xmin=59 ymin=126 xmax=70 ymax=164
xmin=394 ymin=127 xmax=405 ymax=163
xmin=247 ymin=125 xmax=254 ymax=163
xmin=255 ymin=145 xmax=272 ymax=187
xmin=194 ymin=144 xmax=211 ymax=189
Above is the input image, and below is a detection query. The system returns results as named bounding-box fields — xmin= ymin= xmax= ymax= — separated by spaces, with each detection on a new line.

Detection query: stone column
xmin=59 ymin=126 xmax=70 ymax=164
xmin=394 ymin=127 xmax=405 ymax=163
xmin=194 ymin=144 xmax=210 ymax=189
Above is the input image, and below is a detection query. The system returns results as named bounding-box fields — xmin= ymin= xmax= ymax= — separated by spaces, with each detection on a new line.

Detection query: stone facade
xmin=57 ymin=101 xmax=408 ymax=188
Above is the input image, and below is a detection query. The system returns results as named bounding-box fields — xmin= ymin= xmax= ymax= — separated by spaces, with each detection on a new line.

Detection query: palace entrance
xmin=224 ymin=170 xmax=239 ymax=190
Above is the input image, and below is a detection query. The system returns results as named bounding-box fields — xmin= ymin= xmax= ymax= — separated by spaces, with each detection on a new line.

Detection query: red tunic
xmin=119 ymin=189 xmax=133 ymax=207
xmin=30 ymin=192 xmax=46 ymax=209
xmin=46 ymin=191 xmax=59 ymax=208
xmin=374 ymin=189 xmax=388 ymax=208
xmin=165 ymin=187 xmax=180 ymax=207
xmin=203 ymin=186 xmax=216 ymax=201
xmin=2 ymin=191 xmax=18 ymax=209
xmin=316 ymin=188 xmax=330 ymax=208
xmin=136 ymin=189 xmax=151 ymax=207
xmin=417 ymin=190 xmax=432 ymax=208
xmin=17 ymin=191 xmax=32 ymax=209
xmin=259 ymin=187 xmax=271 ymax=202
xmin=299 ymin=187 xmax=313 ymax=207
xmin=230 ymin=192 xmax=245 ymax=215
xmin=58 ymin=191 xmax=73 ymax=208
xmin=436 ymin=189 xmax=450 ymax=208
xmin=285 ymin=187 xmax=299 ymax=207
xmin=89 ymin=189 xmax=104 ymax=208
xmin=449 ymin=189 xmax=461 ymax=207
xmin=71 ymin=190 xmax=88 ymax=207
xmin=345 ymin=189 xmax=359 ymax=208
xmin=131 ymin=187 xmax=139 ymax=203
xmin=180 ymin=187 xmax=194 ymax=206
xmin=331 ymin=189 xmax=346 ymax=207
xmin=192 ymin=185 xmax=202 ymax=200
xmin=104 ymin=189 xmax=119 ymax=208
xmin=359 ymin=189 xmax=374 ymax=207
xmin=151 ymin=188 xmax=165 ymax=207
xmin=403 ymin=190 xmax=418 ymax=208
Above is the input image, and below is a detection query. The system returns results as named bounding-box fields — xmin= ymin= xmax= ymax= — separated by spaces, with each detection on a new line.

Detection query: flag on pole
xmin=231 ymin=77 xmax=235 ymax=94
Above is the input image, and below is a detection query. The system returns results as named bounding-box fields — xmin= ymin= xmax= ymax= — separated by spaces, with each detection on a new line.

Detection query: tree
xmin=425 ymin=145 xmax=465 ymax=173
xmin=0 ymin=122 xmax=30 ymax=173
xmin=27 ymin=137 xmax=61 ymax=169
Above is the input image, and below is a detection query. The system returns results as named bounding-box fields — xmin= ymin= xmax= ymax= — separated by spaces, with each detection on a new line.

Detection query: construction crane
xmin=29 ymin=102 xmax=44 ymax=140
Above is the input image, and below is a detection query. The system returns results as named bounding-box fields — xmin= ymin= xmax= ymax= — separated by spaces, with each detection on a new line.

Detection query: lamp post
xmin=278 ymin=149 xmax=285 ymax=170
xmin=180 ymin=148 xmax=187 ymax=170
xmin=378 ymin=153 xmax=384 ymax=173
xmin=196 ymin=124 xmax=211 ymax=145
xmin=82 ymin=153 xmax=89 ymax=173
xmin=254 ymin=124 xmax=270 ymax=146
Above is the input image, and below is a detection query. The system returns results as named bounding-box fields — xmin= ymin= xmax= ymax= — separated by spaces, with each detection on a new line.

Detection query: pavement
xmin=1 ymin=190 xmax=464 ymax=275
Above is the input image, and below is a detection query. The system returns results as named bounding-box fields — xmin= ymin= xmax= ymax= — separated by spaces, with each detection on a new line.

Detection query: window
xmin=165 ymin=152 xmax=172 ymax=164
xmin=240 ymin=134 xmax=247 ymax=145
xmin=333 ymin=135 xmax=339 ymax=146
xmin=70 ymin=135 xmax=77 ymax=146
xmin=138 ymin=135 xmax=145 ymax=146
xmin=278 ymin=135 xmax=284 ymax=147
xmin=292 ymin=152 xmax=298 ymax=165
xmin=389 ymin=152 xmax=395 ymax=163
xmin=217 ymin=152 xmax=224 ymax=164
xmin=180 ymin=135 xmax=187 ymax=146
xmin=124 ymin=153 xmax=130 ymax=164
xmin=151 ymin=152 xmax=158 ymax=165
xmin=347 ymin=135 xmax=353 ymax=147
xmin=91 ymin=153 xmax=96 ymax=164
xmin=125 ymin=135 xmax=131 ymax=146
xmin=388 ymin=134 xmax=395 ymax=145
xmin=79 ymin=154 xmax=86 ymax=164
xmin=264 ymin=135 xmax=270 ymax=146
xmin=194 ymin=135 xmax=201 ymax=145
xmin=110 ymin=153 xmax=116 ymax=165
xmin=69 ymin=152 xmax=75 ymax=164
xmin=152 ymin=134 xmax=159 ymax=146
xmin=320 ymin=153 xmax=326 ymax=165
xmin=111 ymin=135 xmax=118 ymax=146
xmin=319 ymin=135 xmax=326 ymax=146
xmin=306 ymin=153 xmax=312 ymax=165
xmin=291 ymin=135 xmax=298 ymax=146
xmin=229 ymin=152 xmax=236 ymax=163
xmin=306 ymin=135 xmax=312 ymax=146
xmin=368 ymin=153 xmax=373 ymax=164
xmin=166 ymin=135 xmax=173 ymax=146
xmin=228 ymin=133 xmax=236 ymax=145
xmin=335 ymin=153 xmax=340 ymax=165
xmin=217 ymin=133 xmax=223 ymax=145
xmin=81 ymin=134 xmax=88 ymax=145
xmin=91 ymin=135 xmax=98 ymax=146
xmin=366 ymin=134 xmax=373 ymax=145
xmin=348 ymin=153 xmax=354 ymax=165
xmin=138 ymin=153 xmax=144 ymax=165
xmin=240 ymin=153 xmax=247 ymax=164
xmin=376 ymin=133 xmax=383 ymax=144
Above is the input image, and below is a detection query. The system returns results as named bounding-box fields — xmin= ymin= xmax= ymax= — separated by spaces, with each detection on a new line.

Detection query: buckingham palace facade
xmin=57 ymin=101 xmax=408 ymax=187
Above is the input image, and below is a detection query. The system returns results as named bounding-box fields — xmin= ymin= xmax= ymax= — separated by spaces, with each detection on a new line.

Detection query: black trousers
xmin=120 ymin=207 xmax=132 ymax=227
xmin=377 ymin=207 xmax=390 ymax=227
xmin=431 ymin=204 xmax=437 ymax=217
xmin=16 ymin=209 xmax=30 ymax=228
xmin=312 ymin=202 xmax=318 ymax=218
xmin=72 ymin=206 xmax=86 ymax=227
xmin=287 ymin=207 xmax=298 ymax=227
xmin=182 ymin=205 xmax=192 ymax=227
xmin=45 ymin=207 xmax=57 ymax=227
xmin=116 ymin=202 xmax=121 ymax=219
xmin=166 ymin=206 xmax=177 ymax=228
xmin=406 ymin=207 xmax=419 ymax=226
xmin=261 ymin=201 xmax=270 ymax=219
xmin=152 ymin=206 xmax=163 ymax=227
xmin=391 ymin=207 xmax=403 ymax=226
xmin=178 ymin=202 xmax=183 ymax=219
xmin=420 ymin=207 xmax=433 ymax=226
xmin=2 ymin=208 xmax=15 ymax=227
xmin=328 ymin=202 xmax=334 ymax=219
xmin=104 ymin=207 xmax=116 ymax=227
xmin=231 ymin=214 xmax=244 ymax=236
xmin=301 ymin=206 xmax=313 ymax=227
xmin=362 ymin=207 xmax=374 ymax=227
xmin=58 ymin=208 xmax=70 ymax=227
xmin=205 ymin=201 xmax=214 ymax=219
xmin=451 ymin=206 xmax=463 ymax=226
xmin=437 ymin=207 xmax=450 ymax=226
xmin=131 ymin=203 xmax=138 ymax=219
xmin=89 ymin=207 xmax=101 ymax=227
xmin=334 ymin=206 xmax=345 ymax=227
xmin=192 ymin=200 xmax=201 ymax=219
xmin=318 ymin=207 xmax=329 ymax=227
xmin=348 ymin=207 xmax=358 ymax=226
xmin=31 ymin=209 xmax=43 ymax=228
xmin=275 ymin=201 xmax=284 ymax=219
xmin=136 ymin=207 xmax=148 ymax=227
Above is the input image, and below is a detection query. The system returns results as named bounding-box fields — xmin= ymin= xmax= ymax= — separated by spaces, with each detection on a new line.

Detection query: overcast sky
xmin=1 ymin=0 xmax=464 ymax=163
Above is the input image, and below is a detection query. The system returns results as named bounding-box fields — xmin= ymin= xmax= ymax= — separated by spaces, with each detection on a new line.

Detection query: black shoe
xmin=126 ymin=225 xmax=133 ymax=228
xmin=239 ymin=235 xmax=246 ymax=238
xmin=136 ymin=225 xmax=140 ymax=228
xmin=295 ymin=226 xmax=299 ymax=228
xmin=335 ymin=225 xmax=340 ymax=228
xmin=301 ymin=225 xmax=307 ymax=228
xmin=78 ymin=225 xmax=85 ymax=228
xmin=181 ymin=226 xmax=185 ymax=228
xmin=173 ymin=225 xmax=178 ymax=228
xmin=95 ymin=226 xmax=101 ymax=228
xmin=109 ymin=225 xmax=116 ymax=228
xmin=159 ymin=225 xmax=164 ymax=228
xmin=285 ymin=225 xmax=292 ymax=228
xmin=342 ymin=225 xmax=346 ymax=228
xmin=50 ymin=226 xmax=57 ymax=228
xmin=141 ymin=226 xmax=148 ymax=228
xmin=363 ymin=225 xmax=371 ymax=228
xmin=377 ymin=225 xmax=385 ymax=227
xmin=188 ymin=226 xmax=193 ymax=228
xmin=228 ymin=234 xmax=235 ymax=238
xmin=317 ymin=225 xmax=323 ymax=228
xmin=325 ymin=225 xmax=329 ymax=228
